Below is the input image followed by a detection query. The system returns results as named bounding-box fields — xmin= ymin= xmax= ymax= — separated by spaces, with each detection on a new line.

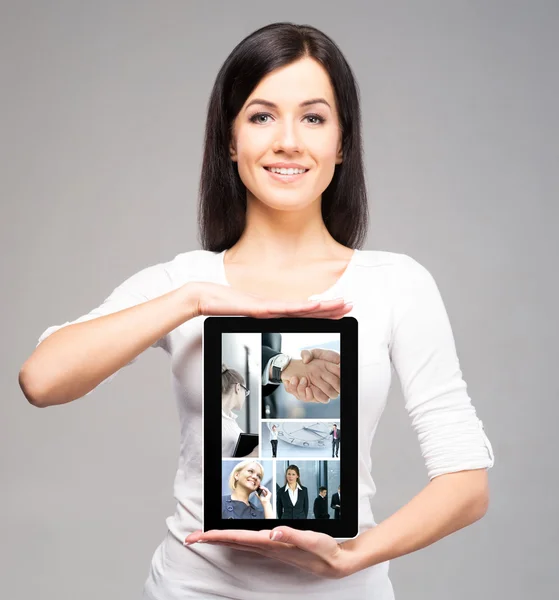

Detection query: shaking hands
xmin=281 ymin=348 xmax=341 ymax=403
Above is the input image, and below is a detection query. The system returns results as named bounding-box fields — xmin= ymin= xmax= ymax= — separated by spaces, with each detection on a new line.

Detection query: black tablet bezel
xmin=203 ymin=316 xmax=358 ymax=538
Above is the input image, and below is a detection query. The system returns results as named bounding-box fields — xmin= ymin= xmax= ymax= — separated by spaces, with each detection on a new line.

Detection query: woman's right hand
xmin=258 ymin=486 xmax=273 ymax=506
xmin=187 ymin=282 xmax=352 ymax=320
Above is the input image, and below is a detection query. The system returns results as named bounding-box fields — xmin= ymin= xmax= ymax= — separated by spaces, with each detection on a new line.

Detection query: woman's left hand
xmin=184 ymin=527 xmax=361 ymax=579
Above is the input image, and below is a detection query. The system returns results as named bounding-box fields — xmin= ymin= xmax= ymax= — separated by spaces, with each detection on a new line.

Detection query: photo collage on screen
xmin=221 ymin=332 xmax=342 ymax=521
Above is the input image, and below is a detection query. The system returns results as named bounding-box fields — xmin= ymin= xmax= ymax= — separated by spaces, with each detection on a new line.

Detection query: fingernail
xmin=271 ymin=530 xmax=283 ymax=541
xmin=196 ymin=540 xmax=206 ymax=544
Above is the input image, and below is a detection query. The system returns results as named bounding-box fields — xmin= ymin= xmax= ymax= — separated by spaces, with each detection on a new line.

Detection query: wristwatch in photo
xmin=271 ymin=353 xmax=291 ymax=384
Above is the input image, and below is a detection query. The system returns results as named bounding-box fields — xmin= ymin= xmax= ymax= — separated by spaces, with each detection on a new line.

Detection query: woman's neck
xmin=229 ymin=195 xmax=346 ymax=267
xmin=222 ymin=393 xmax=236 ymax=415
xmin=288 ymin=482 xmax=298 ymax=490
xmin=231 ymin=488 xmax=250 ymax=504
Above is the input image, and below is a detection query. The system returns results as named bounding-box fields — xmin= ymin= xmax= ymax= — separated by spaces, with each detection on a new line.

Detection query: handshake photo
xmin=262 ymin=333 xmax=341 ymax=405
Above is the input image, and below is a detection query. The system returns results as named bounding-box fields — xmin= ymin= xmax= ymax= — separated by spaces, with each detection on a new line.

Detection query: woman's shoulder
xmin=351 ymin=249 xmax=439 ymax=291
xmin=354 ymin=249 xmax=427 ymax=273
xmin=119 ymin=249 xmax=222 ymax=295
xmin=159 ymin=249 xmax=223 ymax=283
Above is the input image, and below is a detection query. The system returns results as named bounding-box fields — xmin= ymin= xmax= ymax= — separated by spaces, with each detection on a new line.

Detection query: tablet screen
xmin=203 ymin=317 xmax=358 ymax=538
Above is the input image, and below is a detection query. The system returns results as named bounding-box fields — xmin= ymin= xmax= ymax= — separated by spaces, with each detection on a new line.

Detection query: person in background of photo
xmin=270 ymin=424 xmax=279 ymax=457
xmin=221 ymin=363 xmax=258 ymax=457
xmin=331 ymin=485 xmax=341 ymax=520
xmin=222 ymin=460 xmax=274 ymax=519
xmin=277 ymin=464 xmax=309 ymax=519
xmin=313 ymin=486 xmax=330 ymax=519
xmin=330 ymin=423 xmax=341 ymax=457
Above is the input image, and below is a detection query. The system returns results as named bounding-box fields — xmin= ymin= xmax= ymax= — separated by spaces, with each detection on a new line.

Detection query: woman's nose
xmin=272 ymin=122 xmax=302 ymax=153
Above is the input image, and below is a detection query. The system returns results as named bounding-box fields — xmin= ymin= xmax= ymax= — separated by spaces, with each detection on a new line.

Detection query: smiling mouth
xmin=264 ymin=167 xmax=309 ymax=176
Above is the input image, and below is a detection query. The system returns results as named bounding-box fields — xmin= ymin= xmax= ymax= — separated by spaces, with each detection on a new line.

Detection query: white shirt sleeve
xmin=262 ymin=357 xmax=275 ymax=385
xmin=389 ymin=256 xmax=495 ymax=480
xmin=36 ymin=262 xmax=174 ymax=394
xmin=222 ymin=414 xmax=243 ymax=457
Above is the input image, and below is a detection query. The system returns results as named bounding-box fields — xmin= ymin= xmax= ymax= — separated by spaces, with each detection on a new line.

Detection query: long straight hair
xmin=198 ymin=23 xmax=368 ymax=251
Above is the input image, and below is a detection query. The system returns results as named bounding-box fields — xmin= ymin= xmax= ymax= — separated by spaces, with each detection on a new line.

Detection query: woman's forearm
xmin=347 ymin=469 xmax=489 ymax=574
xmin=19 ymin=283 xmax=201 ymax=407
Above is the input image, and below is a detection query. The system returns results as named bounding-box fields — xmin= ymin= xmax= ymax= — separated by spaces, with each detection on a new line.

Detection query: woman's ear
xmin=335 ymin=139 xmax=343 ymax=165
xmin=229 ymin=139 xmax=238 ymax=162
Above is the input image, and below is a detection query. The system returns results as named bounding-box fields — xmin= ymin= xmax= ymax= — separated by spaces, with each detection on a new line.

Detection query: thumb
xmin=301 ymin=349 xmax=314 ymax=364
xmin=305 ymin=348 xmax=341 ymax=364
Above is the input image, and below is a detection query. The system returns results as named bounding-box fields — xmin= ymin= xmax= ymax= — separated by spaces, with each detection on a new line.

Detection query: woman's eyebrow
xmin=244 ymin=98 xmax=331 ymax=111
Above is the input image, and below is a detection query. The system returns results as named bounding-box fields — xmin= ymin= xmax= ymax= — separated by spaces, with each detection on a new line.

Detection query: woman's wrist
xmin=179 ymin=282 xmax=203 ymax=320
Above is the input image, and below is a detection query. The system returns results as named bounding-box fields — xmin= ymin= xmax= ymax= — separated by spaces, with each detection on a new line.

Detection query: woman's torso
xmin=278 ymin=485 xmax=308 ymax=519
xmin=141 ymin=248 xmax=396 ymax=598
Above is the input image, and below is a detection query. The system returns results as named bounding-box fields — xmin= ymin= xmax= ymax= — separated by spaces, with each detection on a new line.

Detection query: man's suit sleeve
xmin=313 ymin=497 xmax=319 ymax=518
xmin=262 ymin=332 xmax=282 ymax=397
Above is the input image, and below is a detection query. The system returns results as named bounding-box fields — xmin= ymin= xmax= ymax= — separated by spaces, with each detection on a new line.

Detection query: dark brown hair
xmin=198 ymin=22 xmax=368 ymax=252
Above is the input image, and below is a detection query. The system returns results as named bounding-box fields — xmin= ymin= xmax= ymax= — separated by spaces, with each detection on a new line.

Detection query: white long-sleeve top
xmin=38 ymin=249 xmax=494 ymax=600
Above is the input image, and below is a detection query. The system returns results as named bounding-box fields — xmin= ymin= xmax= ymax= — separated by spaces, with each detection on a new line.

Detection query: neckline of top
xmin=216 ymin=248 xmax=359 ymax=301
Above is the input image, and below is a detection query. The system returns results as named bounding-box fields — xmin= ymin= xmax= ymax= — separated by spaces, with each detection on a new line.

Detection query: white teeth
xmin=267 ymin=167 xmax=307 ymax=175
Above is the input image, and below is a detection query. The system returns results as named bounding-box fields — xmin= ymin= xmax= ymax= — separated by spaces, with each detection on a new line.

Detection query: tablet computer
xmin=233 ymin=433 xmax=259 ymax=457
xmin=203 ymin=317 xmax=358 ymax=538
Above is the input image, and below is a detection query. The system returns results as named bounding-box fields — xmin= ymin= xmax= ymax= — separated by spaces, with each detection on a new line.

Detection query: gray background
xmin=1 ymin=1 xmax=557 ymax=598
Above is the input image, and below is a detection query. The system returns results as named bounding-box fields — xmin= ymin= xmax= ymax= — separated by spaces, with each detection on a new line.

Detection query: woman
xmin=222 ymin=460 xmax=273 ymax=519
xmin=221 ymin=363 xmax=258 ymax=457
xmin=270 ymin=424 xmax=279 ymax=457
xmin=276 ymin=464 xmax=309 ymax=520
xmin=20 ymin=22 xmax=494 ymax=600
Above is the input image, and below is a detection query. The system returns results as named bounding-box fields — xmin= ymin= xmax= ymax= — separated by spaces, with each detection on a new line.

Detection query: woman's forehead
xmin=245 ymin=58 xmax=336 ymax=109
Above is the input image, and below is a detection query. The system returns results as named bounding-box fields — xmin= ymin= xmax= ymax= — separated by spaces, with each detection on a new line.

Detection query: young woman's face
xmin=236 ymin=463 xmax=262 ymax=491
xmin=286 ymin=469 xmax=299 ymax=484
xmin=230 ymin=57 xmax=343 ymax=212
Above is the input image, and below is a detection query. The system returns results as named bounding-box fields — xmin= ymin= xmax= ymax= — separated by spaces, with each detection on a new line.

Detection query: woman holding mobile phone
xmin=222 ymin=460 xmax=273 ymax=520
xmin=20 ymin=22 xmax=494 ymax=600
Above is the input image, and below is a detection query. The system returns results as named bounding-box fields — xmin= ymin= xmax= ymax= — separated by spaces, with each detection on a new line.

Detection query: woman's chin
xmin=250 ymin=192 xmax=320 ymax=213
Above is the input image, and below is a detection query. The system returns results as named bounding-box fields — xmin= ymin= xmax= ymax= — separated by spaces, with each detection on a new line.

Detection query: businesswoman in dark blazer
xmin=276 ymin=464 xmax=309 ymax=519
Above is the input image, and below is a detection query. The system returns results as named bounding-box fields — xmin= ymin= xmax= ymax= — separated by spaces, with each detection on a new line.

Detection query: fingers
xmin=283 ymin=376 xmax=328 ymax=403
xmin=317 ymin=370 xmax=341 ymax=397
xmin=283 ymin=376 xmax=332 ymax=404
xmin=302 ymin=348 xmax=341 ymax=365
xmin=269 ymin=527 xmax=341 ymax=561
xmin=258 ymin=299 xmax=352 ymax=320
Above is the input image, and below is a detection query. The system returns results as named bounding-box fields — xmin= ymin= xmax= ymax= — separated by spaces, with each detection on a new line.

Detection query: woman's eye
xmin=249 ymin=113 xmax=272 ymax=124
xmin=304 ymin=114 xmax=325 ymax=125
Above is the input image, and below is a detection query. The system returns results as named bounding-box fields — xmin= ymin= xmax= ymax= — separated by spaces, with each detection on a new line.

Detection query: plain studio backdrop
xmin=1 ymin=1 xmax=557 ymax=598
